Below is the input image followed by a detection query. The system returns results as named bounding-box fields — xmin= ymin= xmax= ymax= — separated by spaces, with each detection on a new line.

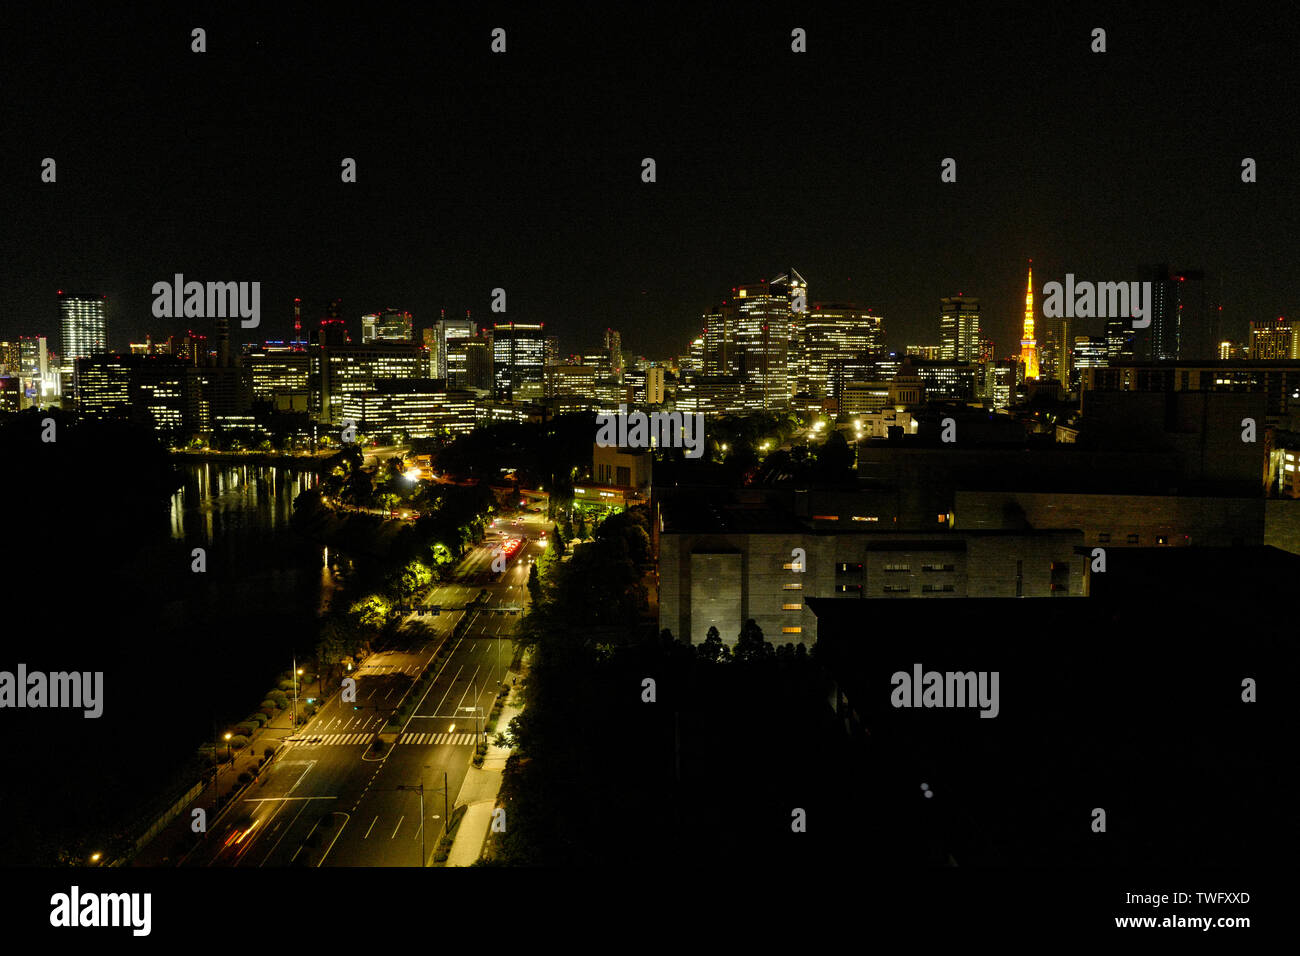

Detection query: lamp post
xmin=224 ymin=731 xmax=235 ymax=776
xmin=392 ymin=767 xmax=450 ymax=867
xmin=428 ymin=767 xmax=450 ymax=855
xmin=459 ymin=705 xmax=485 ymax=747
xmin=292 ymin=660 xmax=304 ymax=729
xmin=396 ymin=780 xmax=426 ymax=867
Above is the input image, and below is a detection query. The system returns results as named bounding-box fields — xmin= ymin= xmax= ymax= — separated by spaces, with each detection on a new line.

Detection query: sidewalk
xmin=444 ymin=655 xmax=529 ymax=866
xmin=131 ymin=696 xmax=308 ymax=866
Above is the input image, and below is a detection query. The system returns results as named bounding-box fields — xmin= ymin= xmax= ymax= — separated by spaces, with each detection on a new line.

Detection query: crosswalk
xmin=399 ymin=732 xmax=481 ymax=746
xmin=288 ymin=733 xmax=373 ymax=747
xmin=285 ymin=731 xmax=485 ymax=748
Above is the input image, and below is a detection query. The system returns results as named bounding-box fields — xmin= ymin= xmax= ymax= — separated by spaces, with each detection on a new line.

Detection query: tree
xmin=815 ymin=430 xmax=855 ymax=482
xmin=733 ymin=619 xmax=773 ymax=663
xmin=553 ymin=524 xmax=567 ymax=556
xmin=527 ymin=562 xmax=542 ymax=606
xmin=698 ymin=625 xmax=729 ymax=664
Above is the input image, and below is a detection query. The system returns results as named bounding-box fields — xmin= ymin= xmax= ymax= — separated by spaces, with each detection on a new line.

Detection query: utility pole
xmin=396 ymin=780 xmax=427 ymax=867
xmin=429 ymin=768 xmax=450 ymax=847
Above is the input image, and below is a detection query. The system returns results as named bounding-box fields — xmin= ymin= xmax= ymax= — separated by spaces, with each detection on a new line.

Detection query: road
xmin=186 ymin=506 xmax=550 ymax=867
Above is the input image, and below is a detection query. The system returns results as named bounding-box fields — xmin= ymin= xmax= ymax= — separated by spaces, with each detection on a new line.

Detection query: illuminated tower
xmin=1020 ymin=262 xmax=1039 ymax=379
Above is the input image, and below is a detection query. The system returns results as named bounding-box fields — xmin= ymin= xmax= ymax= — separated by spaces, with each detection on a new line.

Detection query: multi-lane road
xmin=187 ymin=507 xmax=549 ymax=867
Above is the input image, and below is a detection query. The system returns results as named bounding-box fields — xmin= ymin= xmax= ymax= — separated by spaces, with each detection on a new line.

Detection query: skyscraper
xmin=493 ymin=321 xmax=547 ymax=403
xmin=436 ymin=316 xmax=476 ymax=383
xmin=1172 ymin=269 xmax=1208 ymax=360
xmin=801 ymin=304 xmax=884 ymax=397
xmin=1019 ymin=265 xmax=1039 ymax=379
xmin=1149 ymin=265 xmax=1180 ymax=361
xmin=1071 ymin=336 xmax=1108 ymax=390
xmin=422 ymin=327 xmax=439 ymax=376
xmin=1249 ymin=317 xmax=1297 ymax=360
xmin=703 ymin=306 xmax=735 ymax=376
xmin=733 ymin=280 xmax=790 ymax=409
xmin=59 ymin=292 xmax=107 ymax=361
xmin=604 ymin=328 xmax=623 ymax=379
xmin=940 ymin=296 xmax=981 ymax=363
xmin=1040 ymin=314 xmax=1070 ymax=385
xmin=362 ymin=309 xmax=414 ymax=343
xmin=464 ymin=334 xmax=494 ymax=391
xmin=1105 ymin=314 xmax=1136 ymax=363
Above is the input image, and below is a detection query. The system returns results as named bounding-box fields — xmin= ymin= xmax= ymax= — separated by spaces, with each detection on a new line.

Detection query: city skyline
xmin=4 ymin=7 xmax=1297 ymax=359
xmin=0 ymin=255 xmax=1281 ymax=363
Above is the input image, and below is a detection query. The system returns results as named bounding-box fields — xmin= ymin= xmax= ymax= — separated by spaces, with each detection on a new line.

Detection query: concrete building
xmin=340 ymin=379 xmax=478 ymax=438
xmin=657 ymin=499 xmax=1086 ymax=647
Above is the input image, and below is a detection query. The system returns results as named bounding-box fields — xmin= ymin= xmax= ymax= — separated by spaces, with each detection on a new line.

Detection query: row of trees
xmin=517 ymin=506 xmax=653 ymax=642
xmin=488 ymin=506 xmax=822 ymax=863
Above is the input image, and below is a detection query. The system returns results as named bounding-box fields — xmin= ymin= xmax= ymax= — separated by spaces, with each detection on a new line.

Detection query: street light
xmin=460 ymin=705 xmax=486 ymax=747
xmin=292 ymin=660 xmax=304 ymax=728
xmin=396 ymin=779 xmax=427 ymax=867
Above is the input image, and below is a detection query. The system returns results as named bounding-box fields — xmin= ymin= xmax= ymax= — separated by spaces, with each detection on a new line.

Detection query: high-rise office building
xmin=604 ymin=328 xmax=623 ymax=379
xmin=422 ymin=327 xmax=439 ymax=377
xmin=1249 ymin=318 xmax=1297 ymax=359
xmin=1071 ymin=336 xmax=1109 ymax=390
xmin=773 ymin=270 xmax=809 ymax=389
xmin=1040 ymin=314 xmax=1071 ymax=385
xmin=59 ymin=292 xmax=107 ymax=362
xmin=18 ymin=335 xmax=48 ymax=380
xmin=1149 ymin=265 xmax=1180 ymax=361
xmin=733 ymin=280 xmax=790 ymax=409
xmin=435 ymin=316 xmax=476 ymax=381
xmin=683 ymin=334 xmax=705 ymax=378
xmin=703 ymin=306 xmax=735 ymax=376
xmin=801 ymin=304 xmax=884 ymax=397
xmin=318 ymin=319 xmax=351 ymax=345
xmin=362 ymin=309 xmax=414 ymax=343
xmin=463 ymin=335 xmax=494 ymax=391
xmin=940 ymin=296 xmax=981 ymax=363
xmin=1105 ymin=314 xmax=1136 ymax=363
xmin=492 ymin=322 xmax=547 ymax=403
xmin=315 ymin=343 xmax=425 ymax=423
xmin=1172 ymin=269 xmax=1210 ymax=360
xmin=246 ymin=343 xmax=311 ymax=403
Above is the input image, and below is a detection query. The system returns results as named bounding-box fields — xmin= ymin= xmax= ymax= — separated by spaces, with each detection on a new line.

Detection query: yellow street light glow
xmin=224 ymin=732 xmax=232 ymax=740
xmin=448 ymin=724 xmax=455 ymax=733
xmin=90 ymin=853 xmax=101 ymax=862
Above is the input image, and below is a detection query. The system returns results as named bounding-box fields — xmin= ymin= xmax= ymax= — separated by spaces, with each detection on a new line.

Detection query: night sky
xmin=2 ymin=5 xmax=1296 ymax=358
